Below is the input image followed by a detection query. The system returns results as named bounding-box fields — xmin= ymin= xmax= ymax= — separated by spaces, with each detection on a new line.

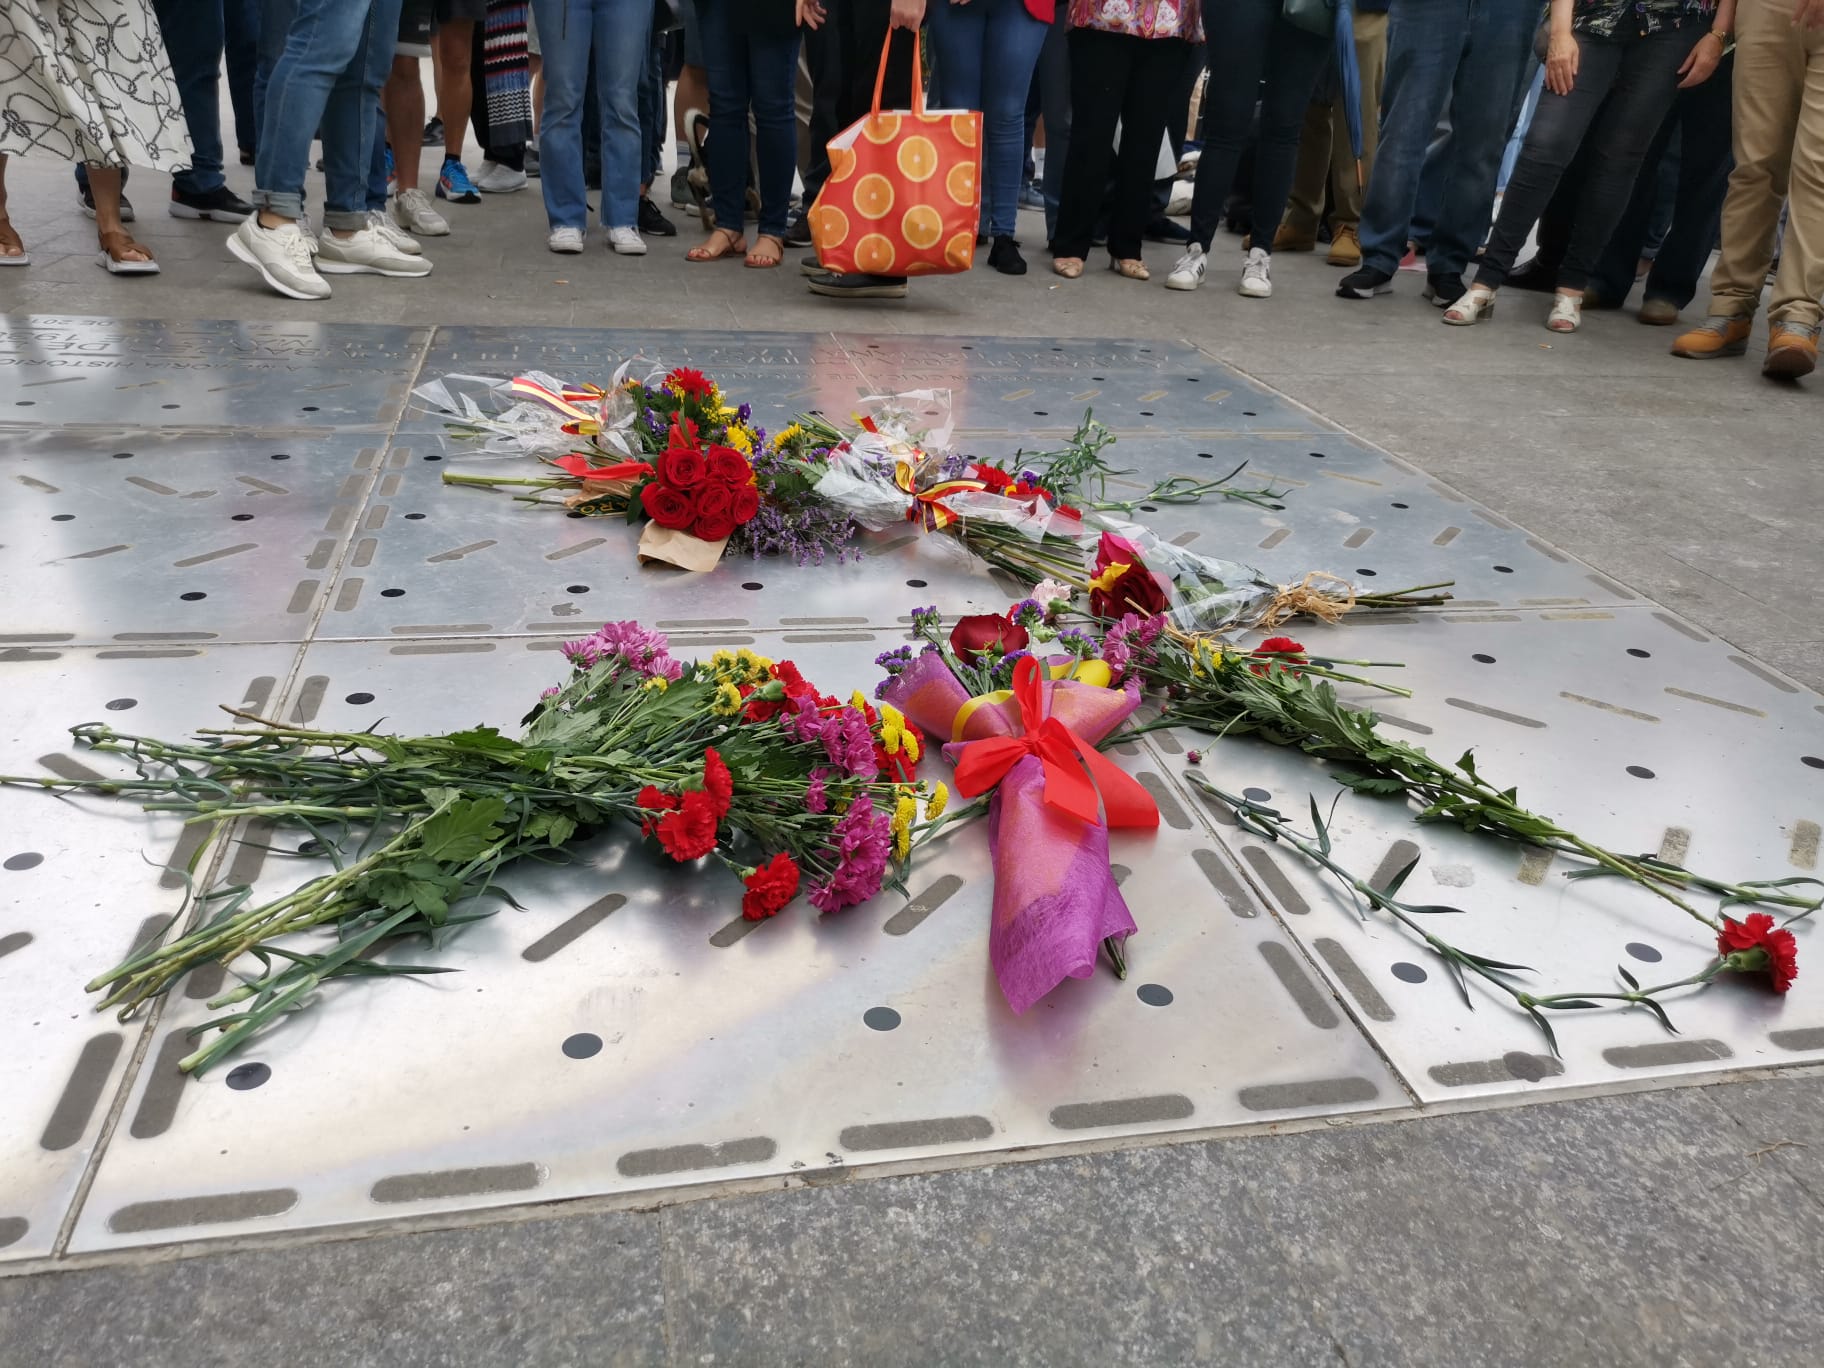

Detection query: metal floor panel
xmin=1140 ymin=606 xmax=1824 ymax=1104
xmin=66 ymin=630 xmax=1403 ymax=1253
xmin=0 ymin=645 xmax=302 ymax=1262
xmin=0 ymin=317 xmax=427 ymax=431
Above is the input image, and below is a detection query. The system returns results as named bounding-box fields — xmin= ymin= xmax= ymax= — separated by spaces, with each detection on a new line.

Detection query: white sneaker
xmin=315 ymin=226 xmax=432 ymax=277
xmin=1238 ymin=246 xmax=1273 ymax=298
xmin=297 ymin=207 xmax=320 ymax=255
xmin=1165 ymin=243 xmax=1207 ymax=292
xmin=392 ymin=187 xmax=450 ymax=237
xmin=548 ymin=227 xmax=585 ymax=254
xmin=368 ymin=210 xmax=422 ymax=256
xmin=607 ymin=226 xmax=647 ymax=256
xmin=473 ymin=160 xmax=529 ymax=194
xmin=228 ymin=216 xmax=330 ymax=300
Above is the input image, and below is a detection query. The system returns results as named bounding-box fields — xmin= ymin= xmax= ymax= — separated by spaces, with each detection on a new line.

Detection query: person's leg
xmin=1053 ymin=27 xmax=1129 ymax=261
xmin=87 ymin=167 xmax=154 ymax=262
xmin=1187 ymin=0 xmax=1278 ymax=251
xmin=978 ymin=0 xmax=1049 ymax=240
xmin=1109 ymin=40 xmax=1184 ymax=263
xmin=838 ymin=0 xmax=912 ymax=129
xmin=1555 ymin=29 xmax=1701 ymax=293
xmin=694 ymin=0 xmax=749 ymax=240
xmin=531 ymin=0 xmax=591 ymax=230
xmin=255 ymin=0 xmax=368 ymax=224
xmin=226 ymin=0 xmax=261 ymax=158
xmin=1245 ymin=14 xmax=1334 ymax=254
xmin=1425 ymin=0 xmax=1539 ymax=283
xmin=150 ymin=0 xmax=228 ymax=199
xmin=388 ymin=55 xmax=427 ymax=190
xmin=435 ymin=19 xmax=476 ymax=164
xmin=1586 ymin=119 xmax=1673 ymax=305
xmin=1038 ymin=5 xmax=1070 ymax=244
xmin=638 ymin=23 xmax=662 ymax=194
xmin=1336 ymin=9 xmax=1388 ymax=232
xmin=593 ymin=0 xmax=651 ymax=231
xmin=1280 ymin=97 xmax=1335 ymax=242
xmin=798 ymin=1 xmax=841 ymax=207
xmin=1352 ymin=0 xmax=1467 ymax=277
xmin=924 ymin=0 xmax=983 ymax=110
xmin=1765 ymin=19 xmax=1824 ymax=331
xmin=1640 ymin=52 xmax=1734 ymax=309
xmin=321 ymin=0 xmax=401 ymax=236
xmin=749 ymin=28 xmax=803 ymax=241
xmin=1471 ymin=39 xmax=1623 ymax=288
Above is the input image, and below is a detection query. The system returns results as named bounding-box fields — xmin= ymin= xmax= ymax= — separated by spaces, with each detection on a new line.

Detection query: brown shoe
xmin=1671 ymin=315 xmax=1752 ymax=359
xmin=1326 ymin=225 xmax=1362 ymax=267
xmin=1272 ymin=223 xmax=1315 ymax=253
xmin=1637 ymin=298 xmax=1679 ymax=326
xmin=1764 ymin=323 xmax=1820 ymax=380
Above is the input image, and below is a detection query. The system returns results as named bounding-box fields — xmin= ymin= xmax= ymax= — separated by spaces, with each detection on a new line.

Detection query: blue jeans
xmin=696 ymin=0 xmax=801 ymax=237
xmin=1357 ymin=0 xmax=1537 ymax=279
xmin=256 ymin=0 xmax=402 ymax=227
xmin=638 ymin=26 xmax=664 ymax=189
xmin=364 ymin=6 xmax=397 ymax=212
xmin=926 ymin=0 xmax=1049 ymax=239
xmin=227 ymin=0 xmax=262 ymax=155
xmin=151 ymin=0 xmax=228 ymax=195
xmin=1037 ymin=5 xmax=1070 ymax=243
xmin=532 ymin=0 xmax=650 ymax=231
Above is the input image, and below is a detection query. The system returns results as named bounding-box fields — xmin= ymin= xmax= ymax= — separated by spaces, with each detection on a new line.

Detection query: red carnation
xmin=741 ymin=852 xmax=801 ymax=921
xmin=1717 ymin=912 xmax=1799 ymax=993
xmin=970 ymin=464 xmax=1014 ymax=493
xmin=708 ymin=447 xmax=750 ymax=485
xmin=950 ymin=612 xmax=1029 ymax=663
xmin=694 ymin=512 xmax=737 ymax=542
xmin=636 ymin=784 xmax=679 ymax=836
xmin=655 ymin=788 xmax=720 ymax=862
xmin=1250 ymin=636 xmax=1308 ymax=676
xmin=731 ymin=484 xmax=761 ymax=524
xmin=658 ymin=443 xmax=708 ymax=489
xmin=1088 ymin=532 xmax=1169 ymax=619
xmin=641 ymin=481 xmax=695 ymax=529
xmin=667 ymin=367 xmax=715 ymax=401
xmin=702 ymin=747 xmax=733 ymax=818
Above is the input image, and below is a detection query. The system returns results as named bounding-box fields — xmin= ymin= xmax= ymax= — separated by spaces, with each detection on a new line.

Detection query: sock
xmin=675 ymin=138 xmax=691 ymax=166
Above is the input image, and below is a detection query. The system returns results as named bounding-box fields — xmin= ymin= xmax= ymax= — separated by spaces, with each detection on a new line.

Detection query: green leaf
xmin=416 ymin=797 xmax=507 ymax=864
xmin=1334 ymin=771 xmax=1407 ymax=797
xmin=1618 ymin=965 xmax=1639 ymax=991
xmin=444 ymin=725 xmax=519 ymax=754
xmin=1380 ymin=854 xmax=1420 ymax=899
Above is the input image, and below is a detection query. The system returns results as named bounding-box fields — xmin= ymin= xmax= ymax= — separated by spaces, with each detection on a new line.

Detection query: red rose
xmin=741 ymin=852 xmax=801 ymax=921
xmin=1088 ymin=532 xmax=1169 ymax=619
xmin=666 ymin=367 xmax=715 ymax=401
xmin=641 ymin=481 xmax=695 ymax=529
xmin=701 ymin=747 xmax=733 ymax=818
xmin=731 ymin=484 xmax=761 ymax=524
xmin=708 ymin=447 xmax=750 ymax=485
xmin=655 ymin=788 xmax=720 ymax=861
xmin=694 ymin=512 xmax=738 ymax=542
xmin=1717 ymin=912 xmax=1799 ymax=993
xmin=694 ymin=482 xmax=734 ymax=522
xmin=659 ymin=444 xmax=708 ymax=489
xmin=950 ymin=612 xmax=1030 ymax=663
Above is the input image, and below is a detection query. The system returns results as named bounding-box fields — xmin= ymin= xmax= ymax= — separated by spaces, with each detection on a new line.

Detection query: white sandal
xmin=1546 ymin=292 xmax=1583 ymax=333
xmin=1442 ymin=284 xmax=1497 ymax=325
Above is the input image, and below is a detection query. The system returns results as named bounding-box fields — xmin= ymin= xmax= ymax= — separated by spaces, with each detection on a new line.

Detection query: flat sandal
xmin=0 ymin=215 xmax=27 ymax=267
xmin=96 ymin=228 xmax=158 ymax=275
xmin=1110 ymin=257 xmax=1149 ymax=281
xmin=1052 ymin=256 xmax=1084 ymax=279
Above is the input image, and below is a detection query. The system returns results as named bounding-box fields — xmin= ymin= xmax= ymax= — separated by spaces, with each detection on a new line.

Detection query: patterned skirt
xmin=0 ymin=0 xmax=192 ymax=166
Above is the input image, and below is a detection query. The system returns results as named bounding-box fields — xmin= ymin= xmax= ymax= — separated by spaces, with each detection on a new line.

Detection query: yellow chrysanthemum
xmin=891 ymin=791 xmax=918 ymax=860
xmin=710 ymin=648 xmax=738 ymax=679
xmin=725 ymin=426 xmax=755 ymax=455
xmin=924 ymin=781 xmax=948 ymax=822
xmin=902 ymin=729 xmax=921 ymax=763
xmin=850 ymin=689 xmax=870 ymax=713
xmin=735 ymin=647 xmax=772 ymax=683
xmin=876 ymin=701 xmax=907 ymax=755
xmin=710 ymin=681 xmax=743 ymax=716
xmin=641 ymin=676 xmax=669 ymax=693
xmin=771 ymin=423 xmax=804 ymax=451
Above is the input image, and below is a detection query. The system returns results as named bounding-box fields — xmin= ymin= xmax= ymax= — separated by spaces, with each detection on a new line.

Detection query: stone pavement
xmin=1 ymin=149 xmax=1821 ymax=1368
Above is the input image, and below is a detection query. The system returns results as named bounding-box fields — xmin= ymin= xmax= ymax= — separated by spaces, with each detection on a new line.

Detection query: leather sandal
xmin=1442 ymin=284 xmax=1497 ymax=326
xmin=96 ymin=228 xmax=159 ymax=275
xmin=0 ymin=215 xmax=27 ymax=267
xmin=744 ymin=233 xmax=784 ymax=269
xmin=686 ymin=226 xmax=747 ymax=262
xmin=1546 ymin=291 xmax=1583 ymax=333
xmin=1110 ymin=257 xmax=1149 ymax=281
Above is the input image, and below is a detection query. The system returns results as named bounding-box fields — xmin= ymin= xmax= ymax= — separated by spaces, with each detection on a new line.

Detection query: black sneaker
xmin=799 ymin=252 xmax=825 ymax=277
xmin=807 ymin=271 xmax=908 ymax=299
xmin=239 ymin=146 xmax=254 ymax=166
xmin=988 ymin=234 xmax=1027 ymax=276
xmin=422 ymin=115 xmax=443 ymax=147
xmin=783 ymin=211 xmax=813 ymax=248
xmin=670 ymin=165 xmax=693 ymax=209
xmin=1337 ymin=266 xmax=1394 ymax=299
xmin=1421 ymin=273 xmax=1466 ymax=307
xmin=524 ymin=144 xmax=540 ymax=179
xmin=1505 ymin=258 xmax=1559 ymax=293
xmin=170 ymin=184 xmax=253 ymax=222
xmin=78 ymin=183 xmax=134 ymax=222
xmin=638 ymin=195 xmax=677 ymax=237
xmin=1145 ymin=216 xmax=1192 ymax=244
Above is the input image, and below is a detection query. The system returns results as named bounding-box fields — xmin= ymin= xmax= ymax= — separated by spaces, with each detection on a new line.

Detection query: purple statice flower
xmin=820 ymin=705 xmax=879 ymax=778
xmin=808 ymin=794 xmax=892 ymax=913
xmin=736 ymin=403 xmax=752 ymax=421
xmin=1009 ymin=598 xmax=1045 ymax=629
xmin=908 ymin=604 xmax=942 ymax=633
xmin=1020 ymin=469 xmax=1041 ymax=486
xmin=1055 ymin=627 xmax=1095 ymax=658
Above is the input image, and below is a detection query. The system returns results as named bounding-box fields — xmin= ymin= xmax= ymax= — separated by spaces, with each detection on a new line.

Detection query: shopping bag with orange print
xmin=809 ymin=33 xmax=983 ymax=277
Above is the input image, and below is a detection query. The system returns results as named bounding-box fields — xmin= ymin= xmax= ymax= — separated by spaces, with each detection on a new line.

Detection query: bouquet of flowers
xmin=3 ymin=624 xmax=943 ymax=1073
xmin=878 ymin=602 xmax=1159 ymax=1013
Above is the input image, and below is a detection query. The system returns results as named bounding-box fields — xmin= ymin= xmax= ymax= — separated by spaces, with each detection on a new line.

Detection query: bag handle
xmin=870 ymin=29 xmax=924 ymax=118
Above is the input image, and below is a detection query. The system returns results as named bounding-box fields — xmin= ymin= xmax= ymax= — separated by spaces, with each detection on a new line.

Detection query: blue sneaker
xmin=436 ymin=157 xmax=480 ymax=204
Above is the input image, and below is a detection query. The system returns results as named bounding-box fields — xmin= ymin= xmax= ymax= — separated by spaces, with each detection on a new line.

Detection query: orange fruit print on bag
xmin=810 ymin=32 xmax=984 ymax=278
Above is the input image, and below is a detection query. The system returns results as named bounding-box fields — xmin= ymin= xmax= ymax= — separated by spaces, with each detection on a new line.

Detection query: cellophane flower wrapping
xmin=883 ymin=650 xmax=1143 ymax=1013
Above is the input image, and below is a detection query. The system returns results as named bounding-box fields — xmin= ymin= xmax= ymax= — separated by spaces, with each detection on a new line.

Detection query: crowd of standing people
xmin=0 ymin=0 xmax=1818 ymax=379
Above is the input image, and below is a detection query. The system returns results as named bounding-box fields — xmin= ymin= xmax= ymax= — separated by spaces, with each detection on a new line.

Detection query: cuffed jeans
xmin=1357 ymin=0 xmax=1536 ymax=279
xmin=152 ymin=0 xmax=229 ymax=195
xmin=256 ymin=0 xmax=403 ymax=227
xmin=697 ymin=0 xmax=801 ymax=238
xmin=1477 ymin=24 xmax=1704 ymax=291
xmin=926 ymin=0 xmax=1049 ymax=239
xmin=1187 ymin=0 xmax=1332 ymax=253
xmin=1708 ymin=0 xmax=1824 ymax=328
xmin=532 ymin=0 xmax=650 ymax=231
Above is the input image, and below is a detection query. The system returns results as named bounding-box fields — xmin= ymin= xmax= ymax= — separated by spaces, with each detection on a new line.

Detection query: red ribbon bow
xmin=951 ymin=657 xmax=1159 ymax=829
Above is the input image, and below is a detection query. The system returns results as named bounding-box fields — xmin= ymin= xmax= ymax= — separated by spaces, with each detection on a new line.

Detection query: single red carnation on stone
xmin=1250 ymin=636 xmax=1308 ymax=676
xmin=1717 ymin=912 xmax=1799 ymax=993
xmin=950 ymin=612 xmax=1029 ymax=663
xmin=641 ymin=481 xmax=695 ymax=529
xmin=655 ymin=789 xmax=720 ymax=862
xmin=741 ymin=852 xmax=801 ymax=921
xmin=701 ymin=747 xmax=733 ymax=818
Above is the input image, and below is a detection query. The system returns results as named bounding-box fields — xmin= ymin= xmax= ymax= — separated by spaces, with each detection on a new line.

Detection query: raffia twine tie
xmin=1260 ymin=571 xmax=1356 ymax=628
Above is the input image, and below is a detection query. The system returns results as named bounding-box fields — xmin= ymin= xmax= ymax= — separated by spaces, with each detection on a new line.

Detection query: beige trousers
xmin=1283 ymin=12 xmax=1389 ymax=236
xmin=1707 ymin=0 xmax=1824 ymax=327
